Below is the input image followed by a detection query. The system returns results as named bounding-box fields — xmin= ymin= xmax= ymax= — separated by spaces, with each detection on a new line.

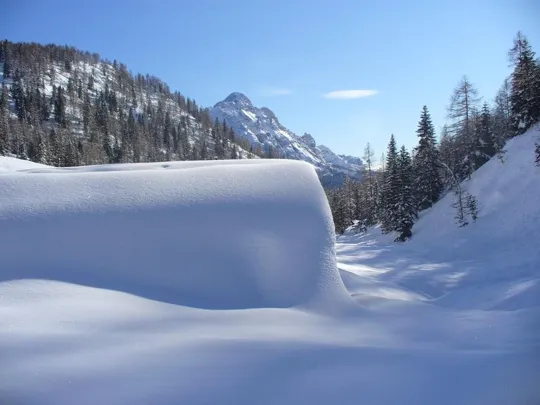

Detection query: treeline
xmin=0 ymin=40 xmax=268 ymax=166
xmin=327 ymin=31 xmax=540 ymax=240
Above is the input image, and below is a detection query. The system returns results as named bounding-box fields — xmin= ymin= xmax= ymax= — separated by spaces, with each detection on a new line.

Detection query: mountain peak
xmin=210 ymin=92 xmax=363 ymax=186
xmin=223 ymin=92 xmax=252 ymax=106
xmin=301 ymin=133 xmax=316 ymax=148
xmin=260 ymin=107 xmax=276 ymax=120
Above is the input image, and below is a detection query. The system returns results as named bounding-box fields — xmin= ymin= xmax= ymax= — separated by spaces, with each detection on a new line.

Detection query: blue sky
xmin=3 ymin=0 xmax=539 ymax=160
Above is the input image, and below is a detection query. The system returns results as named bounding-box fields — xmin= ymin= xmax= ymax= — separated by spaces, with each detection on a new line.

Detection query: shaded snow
xmin=0 ymin=159 xmax=348 ymax=311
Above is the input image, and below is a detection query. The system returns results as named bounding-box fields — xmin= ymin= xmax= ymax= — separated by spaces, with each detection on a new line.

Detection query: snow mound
xmin=0 ymin=159 xmax=350 ymax=310
xmin=0 ymin=156 xmax=50 ymax=172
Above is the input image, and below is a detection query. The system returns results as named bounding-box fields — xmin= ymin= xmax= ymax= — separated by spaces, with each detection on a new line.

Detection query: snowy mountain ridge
xmin=211 ymin=92 xmax=363 ymax=186
xmin=1 ymin=41 xmax=260 ymax=168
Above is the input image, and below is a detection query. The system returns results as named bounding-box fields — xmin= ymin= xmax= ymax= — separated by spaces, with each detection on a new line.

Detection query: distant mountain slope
xmin=211 ymin=92 xmax=363 ymax=186
xmin=0 ymin=41 xmax=258 ymax=168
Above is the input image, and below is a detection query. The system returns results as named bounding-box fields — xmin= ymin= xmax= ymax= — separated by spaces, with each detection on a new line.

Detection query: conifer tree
xmin=53 ymin=86 xmax=67 ymax=127
xmin=472 ymin=103 xmax=496 ymax=168
xmin=11 ymin=70 xmax=26 ymax=122
xmin=395 ymin=145 xmax=417 ymax=241
xmin=0 ymin=86 xmax=9 ymax=155
xmin=492 ymin=79 xmax=512 ymax=155
xmin=508 ymin=32 xmax=540 ymax=135
xmin=413 ymin=106 xmax=443 ymax=210
xmin=380 ymin=135 xmax=400 ymax=234
xmin=326 ymin=188 xmax=351 ymax=234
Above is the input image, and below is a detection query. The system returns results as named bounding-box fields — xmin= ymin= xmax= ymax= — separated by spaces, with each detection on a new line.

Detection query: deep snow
xmin=0 ymin=155 xmax=49 ymax=172
xmin=1 ymin=127 xmax=540 ymax=405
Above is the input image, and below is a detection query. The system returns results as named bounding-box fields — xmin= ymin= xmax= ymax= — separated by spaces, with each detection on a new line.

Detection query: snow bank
xmin=0 ymin=159 xmax=349 ymax=310
xmin=0 ymin=156 xmax=49 ymax=172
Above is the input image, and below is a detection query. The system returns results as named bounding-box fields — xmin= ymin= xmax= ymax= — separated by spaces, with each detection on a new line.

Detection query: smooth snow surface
xmin=0 ymin=159 xmax=348 ymax=311
xmin=0 ymin=156 xmax=49 ymax=172
xmin=1 ymin=127 xmax=540 ymax=405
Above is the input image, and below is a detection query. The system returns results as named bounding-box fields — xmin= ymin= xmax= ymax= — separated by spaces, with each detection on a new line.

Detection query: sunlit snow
xmin=1 ymin=126 xmax=539 ymax=405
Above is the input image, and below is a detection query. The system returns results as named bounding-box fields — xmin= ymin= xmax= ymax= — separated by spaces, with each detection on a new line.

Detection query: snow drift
xmin=1 ymin=126 xmax=539 ymax=405
xmin=0 ymin=155 xmax=49 ymax=172
xmin=0 ymin=158 xmax=349 ymax=310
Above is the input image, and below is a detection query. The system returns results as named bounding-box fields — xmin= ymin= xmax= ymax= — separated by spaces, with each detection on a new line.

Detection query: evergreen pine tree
xmin=395 ymin=145 xmax=417 ymax=241
xmin=473 ymin=103 xmax=496 ymax=168
xmin=380 ymin=135 xmax=400 ymax=234
xmin=413 ymin=106 xmax=443 ymax=210
xmin=0 ymin=86 xmax=9 ymax=155
xmin=53 ymin=86 xmax=67 ymax=127
xmin=508 ymin=32 xmax=540 ymax=135
xmin=326 ymin=187 xmax=353 ymax=235
xmin=28 ymin=128 xmax=48 ymax=165
xmin=11 ymin=70 xmax=26 ymax=122
xmin=231 ymin=145 xmax=239 ymax=159
xmin=492 ymin=79 xmax=512 ymax=158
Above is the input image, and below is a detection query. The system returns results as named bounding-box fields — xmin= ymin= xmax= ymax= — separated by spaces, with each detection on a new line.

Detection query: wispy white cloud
xmin=260 ymin=86 xmax=293 ymax=97
xmin=323 ymin=89 xmax=378 ymax=99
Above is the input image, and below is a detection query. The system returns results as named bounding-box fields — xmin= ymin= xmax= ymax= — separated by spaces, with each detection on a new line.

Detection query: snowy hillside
xmin=337 ymin=126 xmax=540 ymax=401
xmin=1 ymin=123 xmax=539 ymax=404
xmin=211 ymin=92 xmax=363 ymax=186
xmin=0 ymin=42 xmax=256 ymax=168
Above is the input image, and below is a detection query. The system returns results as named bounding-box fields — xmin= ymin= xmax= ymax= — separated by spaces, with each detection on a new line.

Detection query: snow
xmin=336 ymin=126 xmax=540 ymax=400
xmin=241 ymin=108 xmax=257 ymax=122
xmin=211 ymin=92 xmax=363 ymax=185
xmin=0 ymin=156 xmax=50 ymax=172
xmin=1 ymin=126 xmax=539 ymax=405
